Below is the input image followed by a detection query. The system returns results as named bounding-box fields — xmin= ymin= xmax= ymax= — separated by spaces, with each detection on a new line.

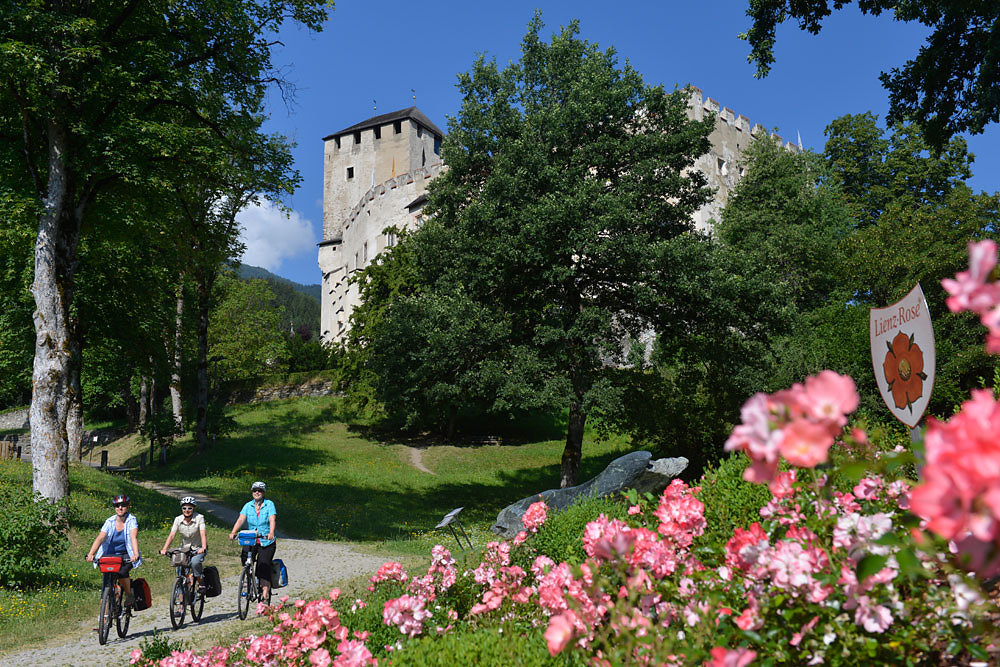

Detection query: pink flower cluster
xmin=724 ymin=371 xmax=859 ymax=488
xmin=383 ymin=594 xmax=431 ymax=638
xmin=942 ymin=239 xmax=1000 ymax=353
xmin=367 ymin=561 xmax=407 ymax=591
xmin=522 ymin=500 xmax=549 ymax=531
xmin=910 ymin=388 xmax=1000 ymax=576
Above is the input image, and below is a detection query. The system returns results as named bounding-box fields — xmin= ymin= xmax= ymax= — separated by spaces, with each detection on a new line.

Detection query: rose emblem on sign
xmin=882 ymin=331 xmax=927 ymax=411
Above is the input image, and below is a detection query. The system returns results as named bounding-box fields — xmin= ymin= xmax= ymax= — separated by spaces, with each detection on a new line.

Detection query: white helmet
xmin=251 ymin=481 xmax=266 ymax=492
xmin=180 ymin=496 xmax=196 ymax=507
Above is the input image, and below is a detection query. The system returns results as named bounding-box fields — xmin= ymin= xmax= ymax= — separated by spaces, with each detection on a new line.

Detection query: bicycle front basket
xmin=237 ymin=530 xmax=258 ymax=546
xmin=170 ymin=551 xmax=191 ymax=567
xmin=98 ymin=556 xmax=123 ymax=573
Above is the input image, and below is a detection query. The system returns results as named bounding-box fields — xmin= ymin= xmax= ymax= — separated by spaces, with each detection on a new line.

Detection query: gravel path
xmin=6 ymin=492 xmax=390 ymax=666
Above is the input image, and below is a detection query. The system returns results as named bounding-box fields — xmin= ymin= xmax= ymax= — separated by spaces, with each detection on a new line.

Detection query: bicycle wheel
xmin=237 ymin=567 xmax=251 ymax=620
xmin=116 ymin=599 xmax=131 ymax=638
xmin=190 ymin=581 xmax=205 ymax=621
xmin=170 ymin=577 xmax=187 ymax=629
xmin=97 ymin=586 xmax=113 ymax=645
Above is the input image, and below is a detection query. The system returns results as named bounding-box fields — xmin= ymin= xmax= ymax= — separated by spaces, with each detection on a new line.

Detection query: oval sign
xmin=869 ymin=283 xmax=936 ymax=428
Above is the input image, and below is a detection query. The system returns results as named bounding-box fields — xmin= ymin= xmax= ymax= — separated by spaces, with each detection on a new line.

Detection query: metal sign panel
xmin=869 ymin=283 xmax=936 ymax=428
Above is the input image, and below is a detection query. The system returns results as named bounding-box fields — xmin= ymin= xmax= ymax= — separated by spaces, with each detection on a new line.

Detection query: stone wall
xmin=224 ymin=377 xmax=339 ymax=405
xmin=0 ymin=407 xmax=29 ymax=431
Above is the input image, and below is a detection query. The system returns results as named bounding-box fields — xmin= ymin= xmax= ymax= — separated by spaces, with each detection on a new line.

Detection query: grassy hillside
xmin=134 ymin=395 xmax=633 ymax=554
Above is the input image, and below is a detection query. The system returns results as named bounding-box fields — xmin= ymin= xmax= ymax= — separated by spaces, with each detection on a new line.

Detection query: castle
xmin=317 ymin=89 xmax=798 ymax=344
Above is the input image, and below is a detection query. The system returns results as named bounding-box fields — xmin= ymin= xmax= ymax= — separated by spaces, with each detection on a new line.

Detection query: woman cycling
xmin=228 ymin=481 xmax=277 ymax=601
xmin=159 ymin=496 xmax=207 ymax=590
xmin=85 ymin=494 xmax=142 ymax=607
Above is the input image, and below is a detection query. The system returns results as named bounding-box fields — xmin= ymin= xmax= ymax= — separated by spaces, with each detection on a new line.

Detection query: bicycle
xmin=164 ymin=547 xmax=206 ymax=629
xmin=236 ymin=533 xmax=272 ymax=620
xmin=95 ymin=555 xmax=133 ymax=645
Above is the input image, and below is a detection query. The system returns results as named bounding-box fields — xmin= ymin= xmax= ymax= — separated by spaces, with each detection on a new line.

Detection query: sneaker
xmin=123 ymin=591 xmax=135 ymax=608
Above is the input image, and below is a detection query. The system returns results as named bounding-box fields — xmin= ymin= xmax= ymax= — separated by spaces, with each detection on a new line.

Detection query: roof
xmin=323 ymin=107 xmax=445 ymax=141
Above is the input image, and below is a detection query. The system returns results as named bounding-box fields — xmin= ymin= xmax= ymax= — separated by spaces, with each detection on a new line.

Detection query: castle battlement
xmin=334 ymin=162 xmax=445 ymax=240
xmin=685 ymin=86 xmax=799 ymax=153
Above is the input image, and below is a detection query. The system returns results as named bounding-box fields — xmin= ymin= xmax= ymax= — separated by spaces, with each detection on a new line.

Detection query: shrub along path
xmin=6 ymin=495 xmax=388 ymax=667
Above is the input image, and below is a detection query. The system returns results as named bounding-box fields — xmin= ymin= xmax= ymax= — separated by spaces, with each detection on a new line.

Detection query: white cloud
xmin=237 ymin=201 xmax=316 ymax=272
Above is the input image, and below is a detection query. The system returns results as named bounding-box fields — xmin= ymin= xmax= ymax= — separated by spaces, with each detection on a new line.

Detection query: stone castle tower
xmin=318 ymin=91 xmax=797 ymax=344
xmin=318 ymin=107 xmax=444 ymax=343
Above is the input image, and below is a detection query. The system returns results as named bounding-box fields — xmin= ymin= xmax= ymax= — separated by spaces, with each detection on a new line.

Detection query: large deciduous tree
xmin=408 ymin=15 xmax=713 ymax=486
xmin=742 ymin=1 xmax=1000 ymax=149
xmin=0 ymin=0 xmax=329 ymax=501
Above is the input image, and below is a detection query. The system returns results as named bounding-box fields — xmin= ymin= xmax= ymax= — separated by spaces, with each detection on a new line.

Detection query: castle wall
xmin=319 ymin=163 xmax=443 ymax=342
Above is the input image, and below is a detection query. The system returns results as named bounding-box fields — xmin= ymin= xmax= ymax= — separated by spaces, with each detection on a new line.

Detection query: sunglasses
xmin=181 ymin=506 xmax=194 ymax=510
xmin=252 ymin=489 xmax=264 ymax=493
xmin=114 ymin=503 xmax=129 ymax=508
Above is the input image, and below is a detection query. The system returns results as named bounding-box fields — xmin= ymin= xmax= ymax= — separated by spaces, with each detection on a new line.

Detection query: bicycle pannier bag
xmin=133 ymin=578 xmax=152 ymax=611
xmin=98 ymin=556 xmax=123 ymax=573
xmin=171 ymin=551 xmax=191 ymax=567
xmin=203 ymin=565 xmax=222 ymax=598
xmin=271 ymin=559 xmax=288 ymax=589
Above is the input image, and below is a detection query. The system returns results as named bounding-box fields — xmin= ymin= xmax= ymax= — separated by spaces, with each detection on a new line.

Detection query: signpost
xmin=869 ymin=283 xmax=936 ymax=439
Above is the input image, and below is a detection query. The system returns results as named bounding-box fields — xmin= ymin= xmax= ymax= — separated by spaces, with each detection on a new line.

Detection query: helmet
xmin=180 ymin=496 xmax=196 ymax=507
xmin=112 ymin=494 xmax=130 ymax=506
xmin=251 ymin=481 xmax=266 ymax=492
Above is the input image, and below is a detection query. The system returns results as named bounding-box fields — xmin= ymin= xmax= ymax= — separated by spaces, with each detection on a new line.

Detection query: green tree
xmin=406 ymin=15 xmax=714 ymax=486
xmin=209 ymin=274 xmax=289 ymax=382
xmin=0 ymin=0 xmax=329 ymax=500
xmin=742 ymin=1 xmax=1000 ymax=148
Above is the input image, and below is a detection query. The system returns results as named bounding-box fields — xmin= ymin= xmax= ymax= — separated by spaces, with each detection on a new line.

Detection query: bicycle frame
xmin=165 ymin=547 xmax=205 ymax=629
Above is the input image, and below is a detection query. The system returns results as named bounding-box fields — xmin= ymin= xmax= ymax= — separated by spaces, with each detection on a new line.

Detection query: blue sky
xmin=239 ymin=2 xmax=999 ymax=285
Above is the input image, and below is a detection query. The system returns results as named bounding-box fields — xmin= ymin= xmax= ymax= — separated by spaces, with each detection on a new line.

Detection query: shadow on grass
xmin=349 ymin=408 xmax=571 ymax=449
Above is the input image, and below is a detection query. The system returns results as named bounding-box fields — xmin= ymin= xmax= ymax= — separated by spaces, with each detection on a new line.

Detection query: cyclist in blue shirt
xmin=86 ymin=494 xmax=142 ymax=607
xmin=228 ymin=481 xmax=277 ymax=600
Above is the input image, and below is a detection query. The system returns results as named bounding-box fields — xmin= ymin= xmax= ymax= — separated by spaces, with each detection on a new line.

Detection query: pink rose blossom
xmin=545 ymin=613 xmax=575 ymax=656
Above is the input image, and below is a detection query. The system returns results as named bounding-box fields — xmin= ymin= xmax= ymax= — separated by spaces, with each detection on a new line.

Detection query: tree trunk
xmin=122 ymin=383 xmax=139 ymax=432
xmin=561 ymin=398 xmax=586 ymax=488
xmin=30 ymin=123 xmax=79 ymax=502
xmin=66 ymin=333 xmax=83 ymax=462
xmin=195 ymin=274 xmax=210 ymax=451
xmin=138 ymin=375 xmax=149 ymax=429
xmin=445 ymin=404 xmax=457 ymax=441
xmin=170 ymin=281 xmax=184 ymax=431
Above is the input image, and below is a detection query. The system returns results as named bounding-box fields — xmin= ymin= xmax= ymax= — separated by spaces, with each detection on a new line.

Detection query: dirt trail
xmin=6 ymin=490 xmax=389 ymax=667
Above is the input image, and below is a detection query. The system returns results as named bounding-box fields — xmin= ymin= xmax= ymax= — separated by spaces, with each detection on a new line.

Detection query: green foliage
xmin=358 ymin=14 xmax=714 ymax=482
xmin=395 ymin=623 xmax=588 ymax=666
xmin=697 ymin=454 xmax=771 ymax=551
xmin=237 ymin=263 xmax=321 ymax=337
xmin=0 ymin=486 xmax=70 ymax=588
xmin=0 ymin=193 xmax=35 ymax=408
xmin=134 ymin=630 xmax=187 ymax=663
xmin=209 ymin=273 xmax=290 ymax=382
xmin=530 ymin=494 xmax=629 ymax=566
xmin=742 ymin=1 xmax=1000 ymax=147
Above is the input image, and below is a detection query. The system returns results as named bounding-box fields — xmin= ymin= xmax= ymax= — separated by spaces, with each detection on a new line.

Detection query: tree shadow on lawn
xmin=272 ymin=447 xmax=638 ymax=542
xmin=348 ymin=408 xmax=570 ymax=448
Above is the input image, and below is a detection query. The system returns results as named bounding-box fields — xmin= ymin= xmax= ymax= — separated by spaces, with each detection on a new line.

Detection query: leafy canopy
xmin=742 ymin=1 xmax=1000 ymax=149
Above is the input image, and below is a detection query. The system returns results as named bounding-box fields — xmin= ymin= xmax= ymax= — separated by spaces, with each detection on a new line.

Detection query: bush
xmin=697 ymin=453 xmax=770 ymax=552
xmin=393 ymin=623 xmax=587 ymax=666
xmin=0 ymin=485 xmax=69 ymax=588
xmin=132 ymin=630 xmax=187 ymax=663
xmin=530 ymin=494 xmax=629 ymax=566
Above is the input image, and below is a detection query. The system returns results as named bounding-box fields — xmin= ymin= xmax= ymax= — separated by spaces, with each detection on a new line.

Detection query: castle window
xmin=717 ymin=158 xmax=728 ymax=176
xmin=422 ymin=148 xmax=426 ymax=166
xmin=394 ymin=121 xmax=402 ymax=134
xmin=346 ymin=167 xmax=354 ymax=180
xmin=374 ymin=126 xmax=381 ymax=140
xmin=354 ymin=251 xmax=359 ymax=270
xmin=363 ymin=242 xmax=368 ymax=263
xmin=354 ymin=131 xmax=361 ymax=144
xmin=334 ymin=136 xmax=341 ymax=149
xmin=386 ymin=230 xmax=396 ymax=247
xmin=433 ymin=136 xmax=441 ymax=155
xmin=417 ymin=126 xmax=423 ymax=138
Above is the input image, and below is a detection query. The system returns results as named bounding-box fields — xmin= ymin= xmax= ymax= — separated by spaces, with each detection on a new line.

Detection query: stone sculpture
xmin=491 ymin=451 xmax=689 ymax=538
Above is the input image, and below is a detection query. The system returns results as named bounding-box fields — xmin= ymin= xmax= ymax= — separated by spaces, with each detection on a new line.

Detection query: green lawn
xmin=134 ymin=396 xmax=634 ymax=552
xmin=0 ymin=460 xmax=242 ymax=656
